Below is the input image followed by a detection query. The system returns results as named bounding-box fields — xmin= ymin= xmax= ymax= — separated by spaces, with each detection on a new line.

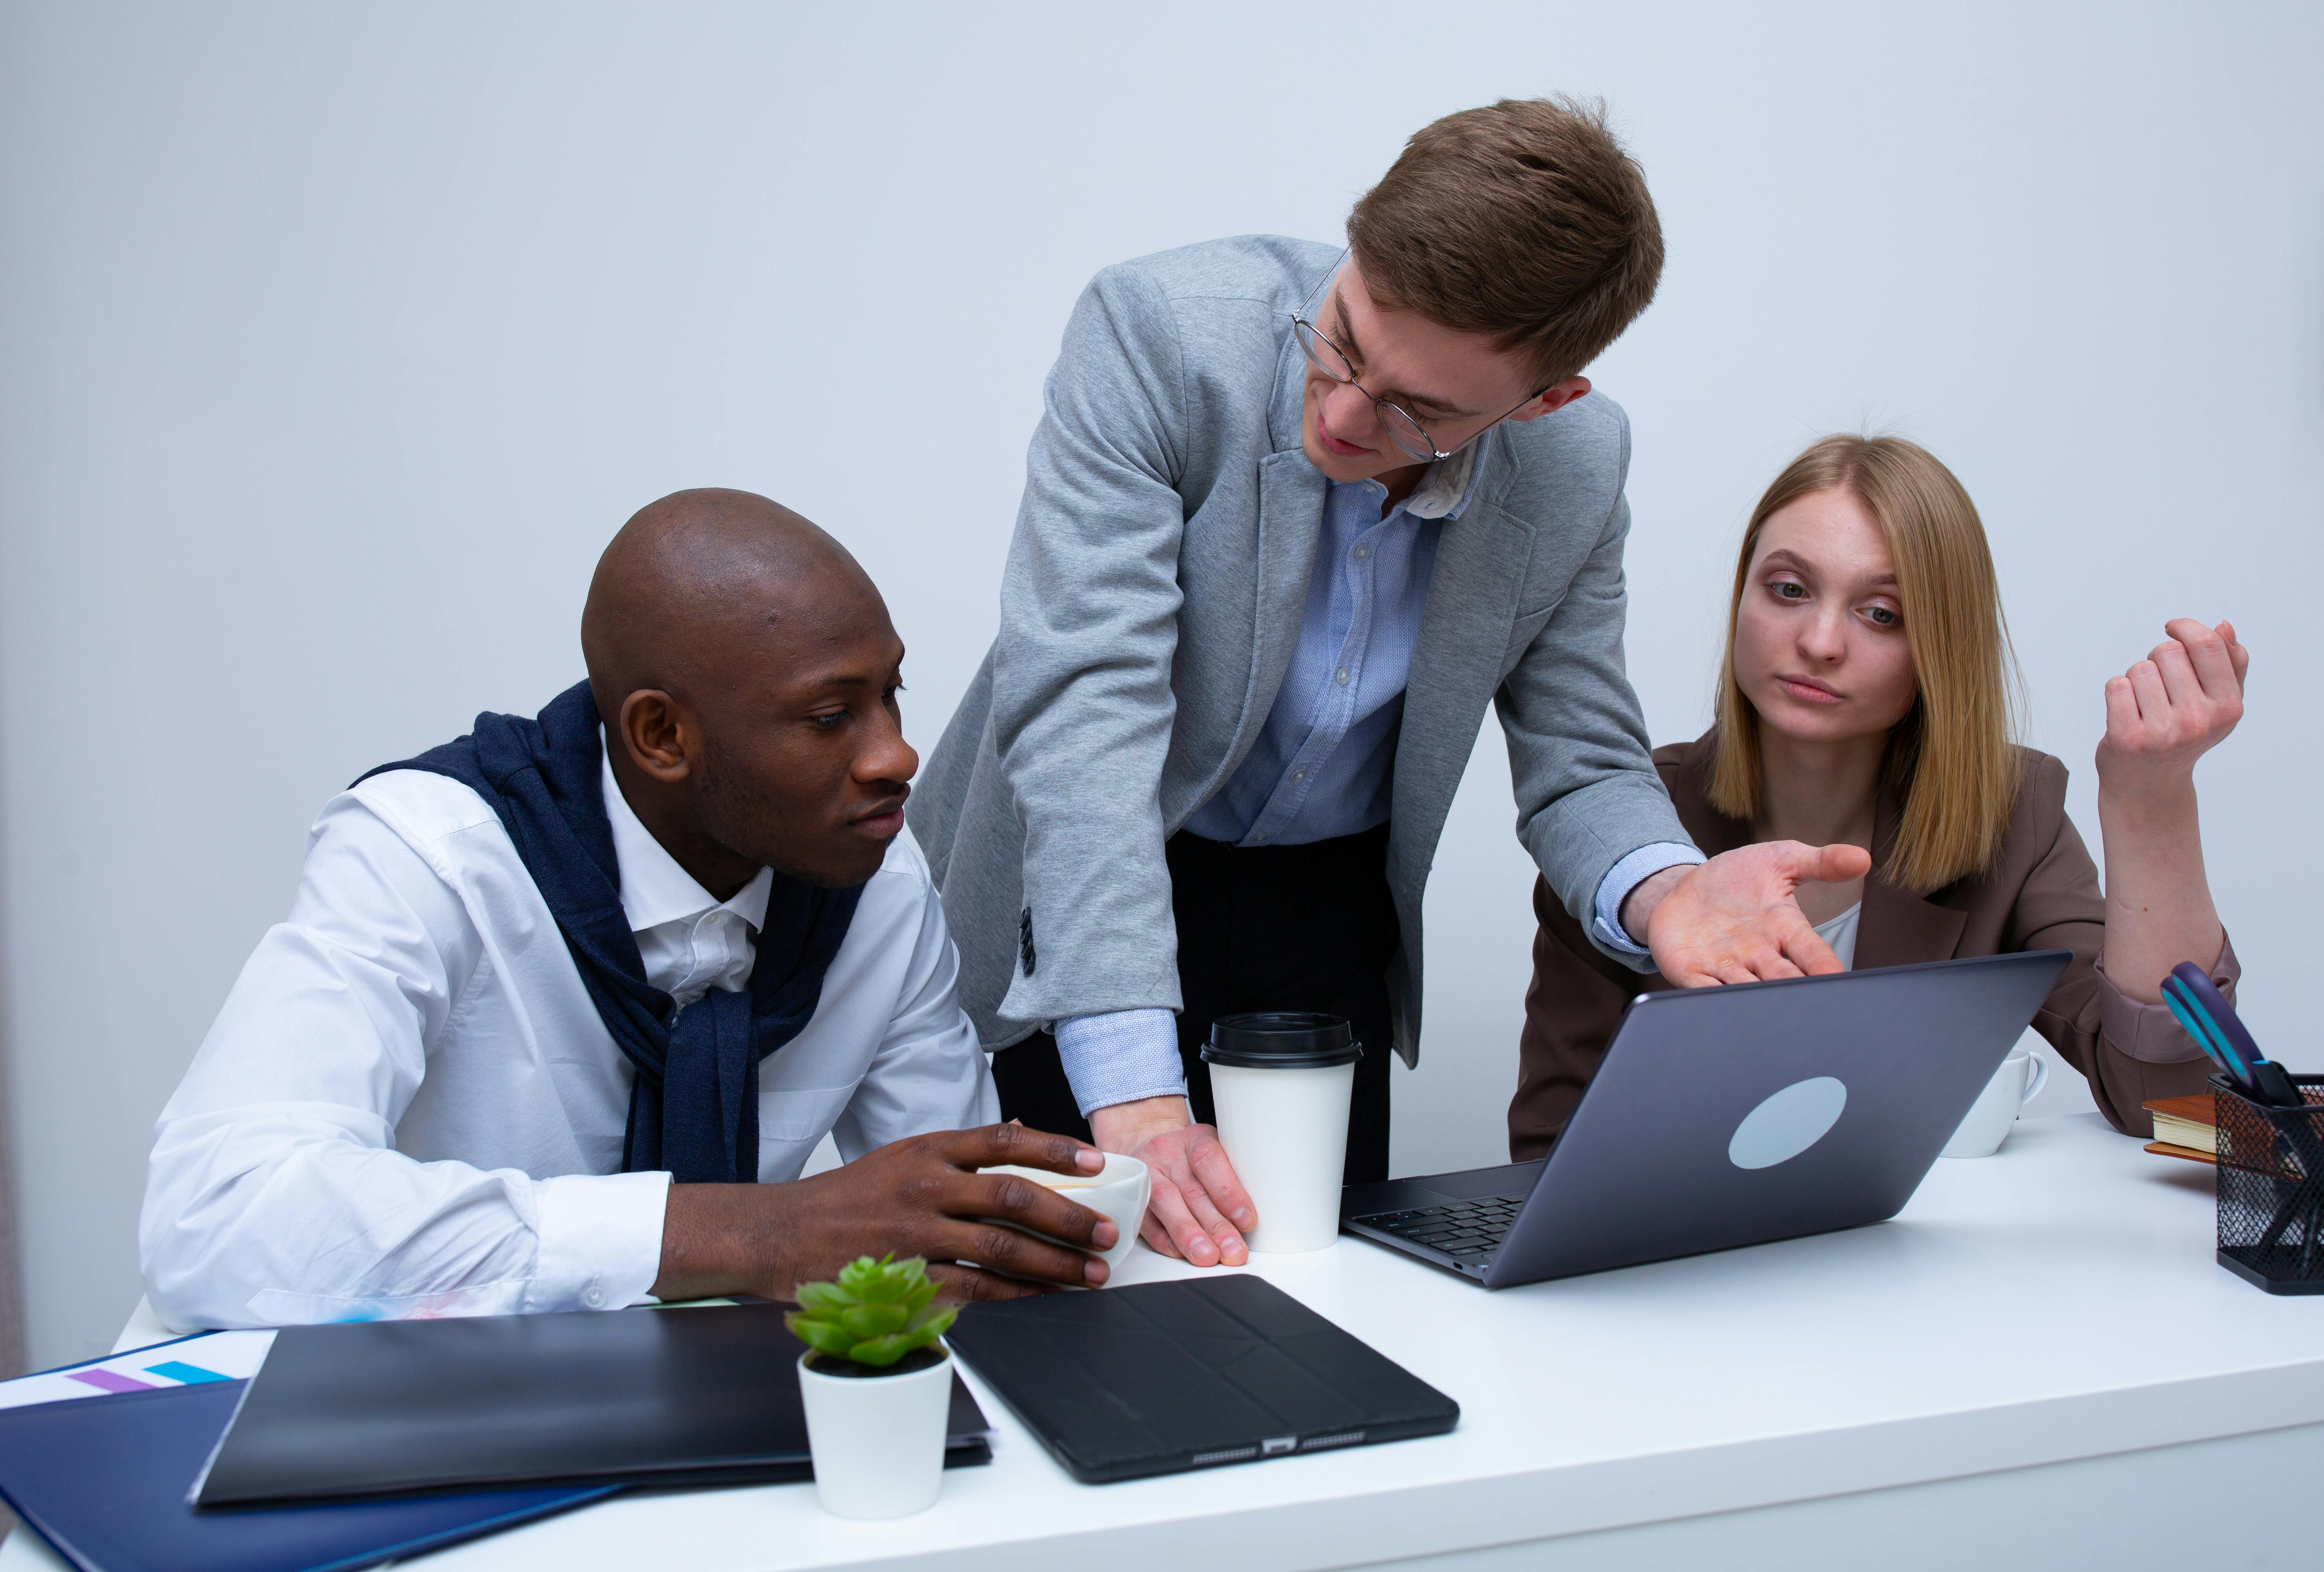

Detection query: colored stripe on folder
xmin=67 ymin=1369 xmax=155 ymax=1394
xmin=145 ymin=1361 xmax=230 ymax=1385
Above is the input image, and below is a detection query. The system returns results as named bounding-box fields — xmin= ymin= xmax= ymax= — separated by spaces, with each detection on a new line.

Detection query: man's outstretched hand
xmin=650 ymin=1123 xmax=1117 ymax=1307
xmin=1625 ymin=842 xmax=1874 ymax=987
xmin=1088 ymin=1095 xmax=1256 ymax=1268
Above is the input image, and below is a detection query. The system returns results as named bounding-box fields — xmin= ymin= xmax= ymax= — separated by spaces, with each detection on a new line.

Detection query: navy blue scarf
xmin=360 ymin=681 xmax=863 ymax=1183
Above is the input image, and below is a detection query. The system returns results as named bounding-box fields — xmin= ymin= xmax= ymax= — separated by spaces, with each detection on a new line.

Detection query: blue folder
xmin=0 ymin=1379 xmax=611 ymax=1572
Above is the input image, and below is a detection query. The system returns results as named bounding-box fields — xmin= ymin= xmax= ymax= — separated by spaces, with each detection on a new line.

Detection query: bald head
xmin=581 ymin=488 xmax=917 ymax=893
xmin=582 ymin=488 xmax=877 ymax=717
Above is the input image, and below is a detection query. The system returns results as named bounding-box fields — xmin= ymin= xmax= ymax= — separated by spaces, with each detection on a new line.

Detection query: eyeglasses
xmin=1290 ymin=250 xmax=1549 ymax=465
xmin=1292 ymin=253 xmax=1447 ymax=463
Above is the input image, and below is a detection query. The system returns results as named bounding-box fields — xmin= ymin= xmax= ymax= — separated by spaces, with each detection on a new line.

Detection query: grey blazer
xmin=908 ymin=235 xmax=1689 ymax=1066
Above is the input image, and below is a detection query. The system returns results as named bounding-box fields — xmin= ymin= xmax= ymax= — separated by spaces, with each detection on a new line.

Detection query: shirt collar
xmin=1351 ymin=427 xmax=1492 ymax=522
xmin=599 ymin=737 xmax=773 ymax=936
xmin=1402 ymin=428 xmax=1492 ymax=520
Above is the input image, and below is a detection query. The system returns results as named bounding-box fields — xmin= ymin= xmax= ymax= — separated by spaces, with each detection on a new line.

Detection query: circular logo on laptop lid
xmin=1728 ymin=1076 xmax=1849 ymax=1170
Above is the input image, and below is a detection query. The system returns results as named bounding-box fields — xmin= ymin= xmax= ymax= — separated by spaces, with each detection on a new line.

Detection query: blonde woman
xmin=1510 ymin=435 xmax=2248 ymax=1156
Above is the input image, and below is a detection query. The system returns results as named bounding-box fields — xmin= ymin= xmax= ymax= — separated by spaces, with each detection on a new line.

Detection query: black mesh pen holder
xmin=2214 ymin=1072 xmax=2324 ymax=1294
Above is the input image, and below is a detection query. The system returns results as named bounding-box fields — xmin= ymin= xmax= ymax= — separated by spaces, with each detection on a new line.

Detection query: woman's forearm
xmin=2094 ymin=777 xmax=2223 ymax=1004
xmin=2089 ymin=618 xmax=2247 ymax=1005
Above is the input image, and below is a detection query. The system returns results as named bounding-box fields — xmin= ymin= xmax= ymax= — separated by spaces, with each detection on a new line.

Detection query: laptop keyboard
xmin=1355 ymin=1194 xmax=1530 ymax=1263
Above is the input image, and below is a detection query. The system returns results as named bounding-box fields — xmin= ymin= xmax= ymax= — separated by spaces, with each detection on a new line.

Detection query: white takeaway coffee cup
xmin=1940 ymin=1044 xmax=2051 ymax=1159
xmin=1201 ymin=1012 xmax=1363 ymax=1254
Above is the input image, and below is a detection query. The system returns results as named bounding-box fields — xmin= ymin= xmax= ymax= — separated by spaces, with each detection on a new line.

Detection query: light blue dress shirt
xmin=1181 ymin=437 xmax=1478 ymax=845
xmin=1053 ymin=440 xmax=1700 ymax=1114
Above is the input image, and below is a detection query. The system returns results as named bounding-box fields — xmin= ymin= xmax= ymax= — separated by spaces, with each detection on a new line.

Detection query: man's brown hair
xmin=1346 ymin=97 xmax=1663 ymax=388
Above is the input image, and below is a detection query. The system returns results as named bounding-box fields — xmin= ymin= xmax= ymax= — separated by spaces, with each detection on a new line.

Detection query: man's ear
xmin=617 ymin=689 xmax=697 ymax=784
xmin=1506 ymin=376 xmax=1592 ymax=423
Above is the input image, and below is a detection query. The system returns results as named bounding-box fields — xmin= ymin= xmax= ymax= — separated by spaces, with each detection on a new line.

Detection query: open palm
xmin=1646 ymin=842 xmax=1875 ymax=987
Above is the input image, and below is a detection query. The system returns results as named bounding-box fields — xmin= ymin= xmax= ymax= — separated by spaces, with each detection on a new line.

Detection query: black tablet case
xmin=0 ymin=1380 xmax=610 ymax=1572
xmin=195 ymin=1303 xmax=990 ymax=1506
xmin=946 ymin=1275 xmax=1458 ymax=1482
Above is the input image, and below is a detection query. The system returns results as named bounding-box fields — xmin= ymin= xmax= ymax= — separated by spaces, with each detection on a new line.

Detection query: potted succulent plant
xmin=788 ymin=1254 xmax=958 ymax=1519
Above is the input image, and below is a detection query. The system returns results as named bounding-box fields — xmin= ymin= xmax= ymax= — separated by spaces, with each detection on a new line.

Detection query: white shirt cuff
xmin=1052 ymin=1009 xmax=1187 ymax=1116
xmin=527 ymin=1170 xmax=671 ymax=1312
xmin=1591 ymin=842 xmax=1706 ymax=957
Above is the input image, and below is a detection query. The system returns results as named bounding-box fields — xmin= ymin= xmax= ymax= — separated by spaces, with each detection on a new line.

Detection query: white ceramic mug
xmin=1940 ymin=1045 xmax=2051 ymax=1159
xmin=977 ymin=1152 xmax=1150 ymax=1272
xmin=1200 ymin=1012 xmax=1363 ymax=1254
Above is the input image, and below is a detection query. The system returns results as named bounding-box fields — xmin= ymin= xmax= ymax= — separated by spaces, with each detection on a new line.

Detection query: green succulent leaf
xmin=784 ymin=1311 xmax=855 ymax=1357
xmin=839 ymin=1302 xmax=910 ymax=1339
xmin=844 ymin=1333 xmax=916 ymax=1366
xmin=794 ymin=1281 xmax=851 ymax=1315
xmin=855 ymin=1269 xmax=915 ymax=1305
xmin=835 ymin=1255 xmax=886 ymax=1294
xmin=789 ymin=1254 xmax=948 ymax=1368
xmin=904 ymin=1303 xmax=958 ymax=1339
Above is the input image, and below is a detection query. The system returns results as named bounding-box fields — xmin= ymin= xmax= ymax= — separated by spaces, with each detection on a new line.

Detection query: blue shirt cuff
xmin=1051 ymin=1009 xmax=1187 ymax=1116
xmin=1591 ymin=842 xmax=1706 ymax=957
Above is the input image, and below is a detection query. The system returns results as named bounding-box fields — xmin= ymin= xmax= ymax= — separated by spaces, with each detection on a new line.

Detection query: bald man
xmin=142 ymin=489 xmax=1112 ymax=1329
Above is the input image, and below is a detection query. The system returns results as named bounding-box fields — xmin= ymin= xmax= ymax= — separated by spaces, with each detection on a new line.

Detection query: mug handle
xmin=2018 ymin=1046 xmax=2051 ymax=1109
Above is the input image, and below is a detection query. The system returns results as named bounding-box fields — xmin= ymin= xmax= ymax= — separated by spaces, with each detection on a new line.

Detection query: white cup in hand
xmin=978 ymin=1153 xmax=1151 ymax=1274
xmin=1940 ymin=1046 xmax=2050 ymax=1159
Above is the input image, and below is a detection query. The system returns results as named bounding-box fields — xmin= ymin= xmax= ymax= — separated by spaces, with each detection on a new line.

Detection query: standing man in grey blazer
xmin=909 ymin=99 xmax=1870 ymax=1269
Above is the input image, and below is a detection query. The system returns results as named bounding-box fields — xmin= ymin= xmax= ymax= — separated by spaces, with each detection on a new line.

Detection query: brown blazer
xmin=1510 ymin=732 xmax=2238 ymax=1159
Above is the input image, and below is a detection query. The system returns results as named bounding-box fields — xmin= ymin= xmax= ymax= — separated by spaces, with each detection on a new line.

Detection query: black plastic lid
xmin=1198 ymin=1012 xmax=1363 ymax=1070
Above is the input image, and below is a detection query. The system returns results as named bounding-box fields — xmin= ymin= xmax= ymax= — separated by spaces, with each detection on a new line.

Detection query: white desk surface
xmin=12 ymin=1113 xmax=2323 ymax=1572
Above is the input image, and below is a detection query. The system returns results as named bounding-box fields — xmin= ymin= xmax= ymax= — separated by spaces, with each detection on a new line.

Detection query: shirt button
xmin=1291 ymin=768 xmax=1307 ymax=782
xmin=1251 ymin=834 xmax=1270 ymax=845
xmin=1353 ymin=544 xmax=1371 ymax=561
xmin=583 ymin=1280 xmax=605 ymax=1309
xmin=1335 ymin=667 xmax=1351 ymax=685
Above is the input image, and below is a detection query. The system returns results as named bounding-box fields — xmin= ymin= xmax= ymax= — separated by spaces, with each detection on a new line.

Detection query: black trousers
xmin=991 ymin=825 xmax=1397 ymax=1185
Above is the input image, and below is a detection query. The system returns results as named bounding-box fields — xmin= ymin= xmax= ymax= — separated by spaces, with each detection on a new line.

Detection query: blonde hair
xmin=1708 ymin=435 xmax=2023 ymax=892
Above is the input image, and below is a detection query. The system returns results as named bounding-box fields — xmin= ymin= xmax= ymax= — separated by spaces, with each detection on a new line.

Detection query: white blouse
xmin=1813 ymin=901 xmax=1863 ymax=971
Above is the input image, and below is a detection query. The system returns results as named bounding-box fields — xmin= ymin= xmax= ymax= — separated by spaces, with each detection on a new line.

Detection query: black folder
xmin=946 ymin=1275 xmax=1458 ymax=1483
xmin=195 ymin=1303 xmax=990 ymax=1507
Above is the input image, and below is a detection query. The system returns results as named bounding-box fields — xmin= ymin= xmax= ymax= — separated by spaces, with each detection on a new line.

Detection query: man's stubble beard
xmin=694 ymin=732 xmax=851 ymax=889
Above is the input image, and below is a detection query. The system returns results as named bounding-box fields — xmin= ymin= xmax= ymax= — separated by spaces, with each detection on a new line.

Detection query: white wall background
xmin=1 ymin=2 xmax=2316 ymax=1367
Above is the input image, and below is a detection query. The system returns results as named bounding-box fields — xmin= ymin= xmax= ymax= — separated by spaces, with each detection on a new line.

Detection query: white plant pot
xmin=795 ymin=1344 xmax=953 ymax=1519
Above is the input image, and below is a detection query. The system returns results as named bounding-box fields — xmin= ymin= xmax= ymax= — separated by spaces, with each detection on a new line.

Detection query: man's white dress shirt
xmin=142 ymin=751 xmax=997 ymax=1329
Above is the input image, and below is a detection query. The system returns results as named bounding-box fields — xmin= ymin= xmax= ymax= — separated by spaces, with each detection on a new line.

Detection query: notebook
xmin=2144 ymin=1091 xmax=2324 ymax=1166
xmin=0 ymin=1379 xmax=608 ymax=1572
xmin=196 ymin=1302 xmax=992 ymax=1506
xmin=945 ymin=1275 xmax=1458 ymax=1483
xmin=2145 ymin=1093 xmax=2220 ymax=1163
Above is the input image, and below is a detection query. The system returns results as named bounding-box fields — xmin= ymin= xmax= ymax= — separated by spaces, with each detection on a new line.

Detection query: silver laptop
xmin=1340 ymin=950 xmax=2073 ymax=1287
